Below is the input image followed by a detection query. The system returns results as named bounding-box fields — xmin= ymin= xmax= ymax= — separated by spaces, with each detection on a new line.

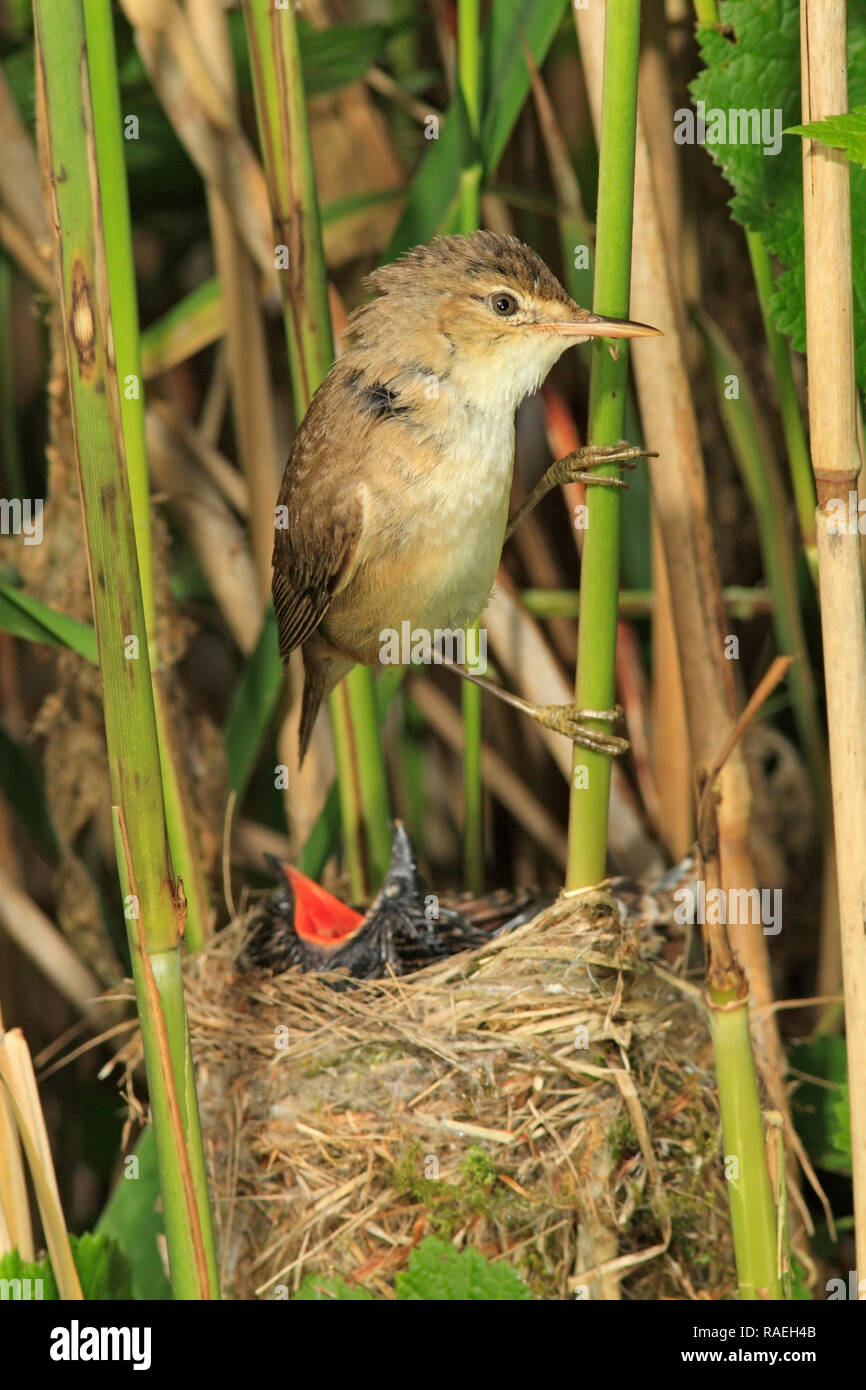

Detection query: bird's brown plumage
xmin=271 ymin=231 xmax=626 ymax=762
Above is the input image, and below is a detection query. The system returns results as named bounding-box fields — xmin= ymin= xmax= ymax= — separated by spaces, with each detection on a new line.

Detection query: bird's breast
xmin=328 ymin=407 xmax=516 ymax=661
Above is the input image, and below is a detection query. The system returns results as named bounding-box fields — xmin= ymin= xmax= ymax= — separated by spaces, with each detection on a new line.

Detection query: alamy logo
xmin=379 ymin=621 xmax=487 ymax=673
xmin=674 ymin=102 xmax=783 ymax=156
xmin=49 ymin=1320 xmax=152 ymax=1371
xmin=674 ymin=882 xmax=782 ymax=936
xmin=0 ymin=1277 xmax=44 ymax=1299
xmin=0 ymin=497 xmax=43 ymax=545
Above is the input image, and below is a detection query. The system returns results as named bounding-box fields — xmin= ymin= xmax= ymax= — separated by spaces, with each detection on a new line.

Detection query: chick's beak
xmin=536 ymin=311 xmax=662 ymax=340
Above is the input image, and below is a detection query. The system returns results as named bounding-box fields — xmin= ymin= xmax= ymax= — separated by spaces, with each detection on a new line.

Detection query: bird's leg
xmin=442 ymin=662 xmax=629 ymax=756
xmin=505 ymin=442 xmax=657 ymax=541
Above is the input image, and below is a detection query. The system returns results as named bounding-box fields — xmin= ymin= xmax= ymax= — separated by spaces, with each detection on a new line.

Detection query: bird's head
xmin=347 ymin=231 xmax=660 ymax=414
xmin=374 ymin=820 xmax=427 ymax=909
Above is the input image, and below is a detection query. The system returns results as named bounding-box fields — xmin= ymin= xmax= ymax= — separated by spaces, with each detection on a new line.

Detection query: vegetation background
xmin=0 ymin=0 xmax=863 ymax=1300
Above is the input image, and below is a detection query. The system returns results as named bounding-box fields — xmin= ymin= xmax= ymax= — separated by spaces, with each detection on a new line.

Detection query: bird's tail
xmin=298 ymin=657 xmax=325 ymax=767
xmin=298 ymin=650 xmax=355 ymax=765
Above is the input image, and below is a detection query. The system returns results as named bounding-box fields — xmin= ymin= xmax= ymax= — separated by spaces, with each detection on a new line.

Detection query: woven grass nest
xmin=184 ymin=887 xmax=736 ymax=1301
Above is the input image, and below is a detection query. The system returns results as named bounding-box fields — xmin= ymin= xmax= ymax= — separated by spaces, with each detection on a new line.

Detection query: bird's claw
xmin=530 ymin=703 xmax=629 ymax=755
xmin=552 ymin=442 xmax=657 ymax=490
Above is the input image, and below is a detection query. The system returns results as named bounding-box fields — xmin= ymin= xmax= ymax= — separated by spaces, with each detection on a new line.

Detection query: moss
xmin=461 ymin=1145 xmax=497 ymax=1190
xmin=299 ymin=1042 xmax=404 ymax=1078
xmin=389 ymin=1138 xmax=527 ymax=1238
xmin=607 ymin=1116 xmax=638 ymax=1161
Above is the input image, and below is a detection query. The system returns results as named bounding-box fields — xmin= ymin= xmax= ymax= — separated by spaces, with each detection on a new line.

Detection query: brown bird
xmin=272 ymin=231 xmax=660 ymax=762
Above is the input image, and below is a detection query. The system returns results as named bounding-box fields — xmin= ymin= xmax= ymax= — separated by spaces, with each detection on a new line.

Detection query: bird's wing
xmin=271 ymin=463 xmax=367 ymax=664
xmin=327 ymin=912 xmax=401 ymax=979
xmin=236 ymin=896 xmax=309 ymax=974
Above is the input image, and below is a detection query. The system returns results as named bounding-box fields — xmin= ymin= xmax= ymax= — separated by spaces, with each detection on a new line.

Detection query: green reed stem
xmin=567 ymin=0 xmax=642 ymax=889
xmin=83 ymin=0 xmax=210 ymax=951
xmin=35 ymin=0 xmax=218 ymax=1297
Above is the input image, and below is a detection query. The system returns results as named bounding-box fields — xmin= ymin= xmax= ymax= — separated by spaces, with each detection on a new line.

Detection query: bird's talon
xmin=568 ymin=471 xmax=630 ymax=490
xmin=554 ymin=442 xmax=656 ymax=489
xmin=530 ymin=703 xmax=629 ymax=755
xmin=576 ymin=704 xmax=624 ymax=724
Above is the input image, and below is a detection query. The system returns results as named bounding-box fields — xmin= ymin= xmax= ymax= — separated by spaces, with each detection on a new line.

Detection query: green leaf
xmin=291 ymin=1237 xmax=531 ymax=1300
xmin=68 ymin=1233 xmax=133 ymax=1300
xmin=96 ymin=1128 xmax=173 ymax=1300
xmin=789 ymin=1037 xmax=851 ymax=1174
xmin=0 ymin=1248 xmax=59 ymax=1299
xmin=394 ymin=1236 xmax=531 ymax=1300
xmin=787 ymin=106 xmax=866 ymax=168
xmin=297 ymin=18 xmax=404 ymax=97
xmin=0 ymin=1235 xmax=132 ymax=1299
xmin=298 ymin=783 xmax=342 ymax=881
xmin=690 ymin=0 xmax=866 ymax=393
xmin=293 ymin=1273 xmax=376 ymax=1300
xmin=0 ymin=580 xmax=97 ymax=663
xmin=480 ymin=0 xmax=570 ymax=175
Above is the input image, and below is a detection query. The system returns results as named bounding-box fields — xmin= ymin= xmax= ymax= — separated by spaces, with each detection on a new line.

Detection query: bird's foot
xmin=529 ymin=702 xmax=629 ymax=755
xmin=551 ymin=441 xmax=657 ymax=490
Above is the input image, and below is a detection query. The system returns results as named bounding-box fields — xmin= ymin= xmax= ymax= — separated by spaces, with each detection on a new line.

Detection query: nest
xmin=184 ymin=889 xmax=736 ymax=1300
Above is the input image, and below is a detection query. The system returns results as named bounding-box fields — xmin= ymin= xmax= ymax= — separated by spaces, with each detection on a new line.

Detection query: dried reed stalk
xmin=799 ymin=0 xmax=866 ymax=1280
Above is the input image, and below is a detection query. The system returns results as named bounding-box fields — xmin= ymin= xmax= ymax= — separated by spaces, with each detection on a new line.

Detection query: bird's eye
xmin=491 ymin=292 xmax=518 ymax=317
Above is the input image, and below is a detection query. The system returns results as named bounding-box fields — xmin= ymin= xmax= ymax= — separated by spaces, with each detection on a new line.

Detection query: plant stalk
xmin=567 ymin=0 xmax=642 ymax=889
xmin=34 ymin=0 xmax=218 ymax=1298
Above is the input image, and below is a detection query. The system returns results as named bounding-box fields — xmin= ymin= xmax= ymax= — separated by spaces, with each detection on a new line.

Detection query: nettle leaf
xmin=690 ymin=0 xmax=866 ymax=392
xmin=70 ymin=1233 xmax=133 ymax=1301
xmin=394 ymin=1236 xmax=531 ymax=1300
xmin=787 ymin=106 xmax=866 ymax=169
xmin=0 ymin=1248 xmax=60 ymax=1299
xmin=291 ymin=1237 xmax=531 ymax=1300
xmin=0 ymin=1234 xmax=132 ymax=1300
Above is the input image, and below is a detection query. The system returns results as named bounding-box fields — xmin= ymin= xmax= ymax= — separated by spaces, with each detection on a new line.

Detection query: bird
xmin=237 ymin=821 xmax=494 ymax=981
xmin=271 ymin=230 xmax=661 ymax=763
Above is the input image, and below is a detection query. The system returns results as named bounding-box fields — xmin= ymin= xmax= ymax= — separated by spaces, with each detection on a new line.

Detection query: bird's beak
xmin=266 ymin=856 xmax=365 ymax=944
xmin=389 ymin=819 xmax=418 ymax=875
xmin=536 ymin=312 xmax=662 ymax=340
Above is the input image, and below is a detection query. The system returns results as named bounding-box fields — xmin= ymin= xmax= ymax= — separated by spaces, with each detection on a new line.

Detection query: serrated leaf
xmin=68 ymin=1233 xmax=133 ymax=1301
xmin=394 ymin=1236 xmax=531 ymax=1300
xmin=0 ymin=1248 xmax=59 ymax=1299
xmin=787 ymin=106 xmax=866 ymax=168
xmin=0 ymin=1235 xmax=132 ymax=1299
xmin=690 ymin=0 xmax=866 ymax=392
